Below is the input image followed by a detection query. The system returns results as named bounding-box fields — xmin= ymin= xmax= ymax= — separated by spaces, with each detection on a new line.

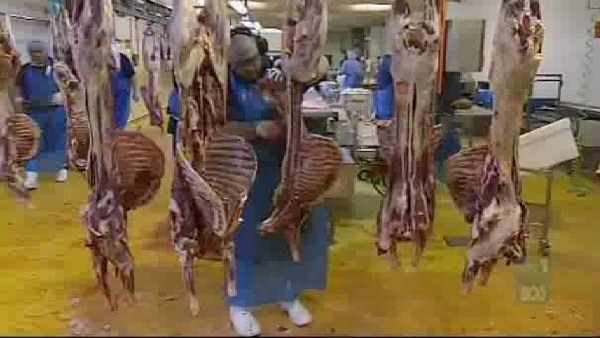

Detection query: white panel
xmin=10 ymin=17 xmax=52 ymax=64
xmin=259 ymin=29 xmax=282 ymax=52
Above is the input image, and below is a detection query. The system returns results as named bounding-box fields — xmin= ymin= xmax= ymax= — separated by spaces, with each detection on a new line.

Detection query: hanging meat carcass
xmin=0 ymin=21 xmax=36 ymax=204
xmin=49 ymin=8 xmax=90 ymax=172
xmin=376 ymin=0 xmax=441 ymax=269
xmin=140 ymin=25 xmax=164 ymax=131
xmin=445 ymin=0 xmax=543 ymax=294
xmin=168 ymin=0 xmax=257 ymax=316
xmin=259 ymin=0 xmax=341 ymax=262
xmin=67 ymin=0 xmax=161 ymax=311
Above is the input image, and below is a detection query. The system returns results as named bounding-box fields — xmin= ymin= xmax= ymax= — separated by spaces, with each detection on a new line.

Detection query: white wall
xmin=447 ymin=0 xmax=600 ymax=106
xmin=0 ymin=0 xmax=52 ymax=64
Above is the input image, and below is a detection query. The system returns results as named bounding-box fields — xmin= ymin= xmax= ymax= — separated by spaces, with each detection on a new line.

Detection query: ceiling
xmin=155 ymin=0 xmax=392 ymax=31
xmin=247 ymin=0 xmax=391 ymax=31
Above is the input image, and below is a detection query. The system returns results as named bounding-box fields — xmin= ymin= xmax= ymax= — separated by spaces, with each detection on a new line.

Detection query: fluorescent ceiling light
xmin=260 ymin=28 xmax=281 ymax=34
xmin=247 ymin=1 xmax=268 ymax=10
xmin=348 ymin=3 xmax=391 ymax=12
xmin=228 ymin=0 xmax=249 ymax=16
xmin=195 ymin=0 xmax=248 ymax=16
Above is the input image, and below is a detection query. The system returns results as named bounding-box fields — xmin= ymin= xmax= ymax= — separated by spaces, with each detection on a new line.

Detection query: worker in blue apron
xmin=224 ymin=32 xmax=330 ymax=337
xmin=338 ymin=50 xmax=365 ymax=89
xmin=111 ymin=43 xmax=138 ymax=129
xmin=166 ymin=73 xmax=181 ymax=155
xmin=15 ymin=40 xmax=68 ymax=190
xmin=375 ymin=53 xmax=395 ymax=120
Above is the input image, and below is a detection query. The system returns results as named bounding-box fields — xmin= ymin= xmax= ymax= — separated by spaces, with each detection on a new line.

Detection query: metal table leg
xmin=539 ymin=169 xmax=553 ymax=257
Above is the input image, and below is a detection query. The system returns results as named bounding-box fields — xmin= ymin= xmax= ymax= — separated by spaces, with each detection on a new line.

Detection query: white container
xmin=518 ymin=118 xmax=580 ymax=170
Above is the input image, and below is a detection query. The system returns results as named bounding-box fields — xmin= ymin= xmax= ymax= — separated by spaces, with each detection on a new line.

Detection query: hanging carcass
xmin=49 ymin=8 xmax=90 ymax=172
xmin=68 ymin=0 xmax=165 ymax=310
xmin=168 ymin=0 xmax=257 ymax=316
xmin=0 ymin=21 xmax=36 ymax=204
xmin=259 ymin=0 xmax=342 ymax=262
xmin=140 ymin=24 xmax=165 ymax=131
xmin=376 ymin=0 xmax=442 ymax=269
xmin=445 ymin=0 xmax=543 ymax=293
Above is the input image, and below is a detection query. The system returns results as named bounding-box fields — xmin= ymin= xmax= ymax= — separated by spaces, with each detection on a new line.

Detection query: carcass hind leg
xmin=408 ymin=231 xmax=428 ymax=271
xmin=286 ymin=226 xmax=302 ymax=262
xmin=179 ymin=251 xmax=199 ymax=317
xmin=461 ymin=259 xmax=480 ymax=295
xmin=478 ymin=259 xmax=497 ymax=286
xmin=388 ymin=242 xmax=400 ymax=271
xmin=118 ymin=260 xmax=136 ymax=305
xmin=92 ymin=252 xmax=116 ymax=311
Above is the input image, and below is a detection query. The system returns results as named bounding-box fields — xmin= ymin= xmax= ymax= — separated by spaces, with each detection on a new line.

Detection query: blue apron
xmin=375 ymin=55 xmax=395 ymax=120
xmin=167 ymin=90 xmax=181 ymax=154
xmin=112 ymin=54 xmax=134 ymax=129
xmin=21 ymin=62 xmax=68 ymax=173
xmin=227 ymin=73 xmax=330 ymax=308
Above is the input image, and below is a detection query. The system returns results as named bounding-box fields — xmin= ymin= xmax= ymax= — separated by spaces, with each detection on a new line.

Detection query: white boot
xmin=230 ymin=306 xmax=261 ymax=337
xmin=24 ymin=171 xmax=38 ymax=190
xmin=56 ymin=169 xmax=68 ymax=183
xmin=279 ymin=300 xmax=312 ymax=327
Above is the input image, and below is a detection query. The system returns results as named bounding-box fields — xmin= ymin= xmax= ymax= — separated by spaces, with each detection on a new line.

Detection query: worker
xmin=166 ymin=73 xmax=181 ymax=154
xmin=224 ymin=32 xmax=330 ymax=337
xmin=15 ymin=40 xmax=69 ymax=189
xmin=375 ymin=52 xmax=394 ymax=120
xmin=338 ymin=50 xmax=365 ymax=89
xmin=111 ymin=42 xmax=139 ymax=129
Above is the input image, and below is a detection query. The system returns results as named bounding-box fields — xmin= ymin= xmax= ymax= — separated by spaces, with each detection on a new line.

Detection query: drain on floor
xmin=443 ymin=236 xmax=470 ymax=247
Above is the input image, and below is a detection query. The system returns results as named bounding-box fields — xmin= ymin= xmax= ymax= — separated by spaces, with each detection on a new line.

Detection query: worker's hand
xmin=256 ymin=120 xmax=283 ymax=141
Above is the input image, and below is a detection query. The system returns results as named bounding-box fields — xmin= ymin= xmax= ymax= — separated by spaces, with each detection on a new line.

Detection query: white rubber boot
xmin=279 ymin=300 xmax=312 ymax=327
xmin=24 ymin=171 xmax=38 ymax=190
xmin=56 ymin=168 xmax=68 ymax=183
xmin=230 ymin=306 xmax=261 ymax=337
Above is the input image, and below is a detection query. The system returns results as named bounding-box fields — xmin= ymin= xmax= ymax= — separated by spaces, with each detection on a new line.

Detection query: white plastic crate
xmin=518 ymin=118 xmax=579 ymax=170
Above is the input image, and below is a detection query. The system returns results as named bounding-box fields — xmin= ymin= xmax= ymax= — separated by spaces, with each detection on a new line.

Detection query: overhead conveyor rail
xmin=113 ymin=0 xmax=172 ymax=25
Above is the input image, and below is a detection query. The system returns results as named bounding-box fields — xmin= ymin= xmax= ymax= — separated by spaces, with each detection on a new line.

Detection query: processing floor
xmin=1 ymin=125 xmax=599 ymax=336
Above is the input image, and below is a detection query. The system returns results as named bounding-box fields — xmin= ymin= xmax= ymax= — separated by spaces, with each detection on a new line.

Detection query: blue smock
xmin=112 ymin=53 xmax=136 ymax=129
xmin=167 ymin=89 xmax=181 ymax=153
xmin=227 ymin=73 xmax=330 ymax=308
xmin=339 ymin=58 xmax=365 ymax=89
xmin=16 ymin=60 xmax=67 ymax=173
xmin=375 ymin=55 xmax=395 ymax=120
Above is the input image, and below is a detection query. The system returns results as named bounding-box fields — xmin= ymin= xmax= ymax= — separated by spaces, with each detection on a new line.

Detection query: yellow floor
xmin=1 ymin=125 xmax=599 ymax=336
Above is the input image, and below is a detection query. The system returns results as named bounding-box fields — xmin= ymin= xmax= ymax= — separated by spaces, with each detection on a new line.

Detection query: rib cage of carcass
xmin=445 ymin=0 xmax=543 ymax=294
xmin=259 ymin=0 xmax=342 ymax=263
xmin=68 ymin=0 xmax=165 ymax=311
xmin=376 ymin=0 xmax=442 ymax=270
xmin=168 ymin=0 xmax=257 ymax=317
xmin=0 ymin=22 xmax=34 ymax=203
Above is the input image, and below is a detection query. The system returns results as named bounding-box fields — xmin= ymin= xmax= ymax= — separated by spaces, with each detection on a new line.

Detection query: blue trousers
xmin=26 ymin=107 xmax=68 ymax=173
